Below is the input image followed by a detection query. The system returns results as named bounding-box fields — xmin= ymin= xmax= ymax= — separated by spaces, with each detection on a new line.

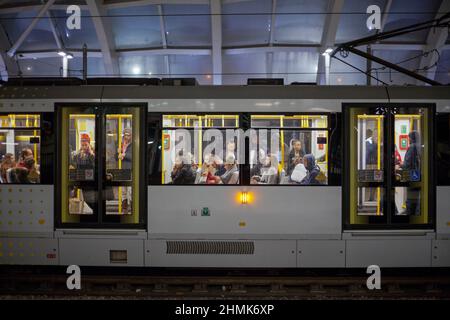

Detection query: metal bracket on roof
xmin=330 ymin=12 xmax=450 ymax=86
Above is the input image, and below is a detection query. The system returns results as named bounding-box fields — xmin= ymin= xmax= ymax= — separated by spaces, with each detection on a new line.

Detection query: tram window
xmin=161 ymin=114 xmax=240 ymax=185
xmin=249 ymin=115 xmax=329 ymax=185
xmin=0 ymin=114 xmax=41 ymax=184
xmin=355 ymin=114 xmax=384 ymax=217
xmin=104 ymin=114 xmax=135 ymax=216
xmin=392 ymin=108 xmax=430 ymax=224
xmin=68 ymin=114 xmax=96 ymax=182
xmin=437 ymin=113 xmax=450 ymax=185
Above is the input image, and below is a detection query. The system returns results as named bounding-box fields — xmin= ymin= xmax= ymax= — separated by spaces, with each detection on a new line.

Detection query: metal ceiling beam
xmin=6 ymin=0 xmax=56 ymax=57
xmin=224 ymin=45 xmax=319 ymax=55
xmin=86 ymin=0 xmax=119 ymax=76
xmin=417 ymin=0 xmax=450 ymax=84
xmin=210 ymin=0 xmax=222 ymax=85
xmin=46 ymin=11 xmax=63 ymax=50
xmin=266 ymin=0 xmax=277 ymax=78
xmin=157 ymin=4 xmax=170 ymax=76
xmin=0 ymin=23 xmax=19 ymax=79
xmin=316 ymin=0 xmax=344 ymax=85
xmin=16 ymin=42 xmax=439 ymax=60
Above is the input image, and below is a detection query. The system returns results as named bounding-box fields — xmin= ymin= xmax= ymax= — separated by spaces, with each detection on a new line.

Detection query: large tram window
xmin=0 ymin=114 xmax=41 ymax=184
xmin=437 ymin=113 xmax=450 ymax=185
xmin=161 ymin=114 xmax=241 ymax=185
xmin=68 ymin=114 xmax=96 ymax=182
xmin=249 ymin=115 xmax=329 ymax=185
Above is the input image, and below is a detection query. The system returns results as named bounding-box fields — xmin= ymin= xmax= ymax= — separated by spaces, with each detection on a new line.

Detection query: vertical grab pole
xmin=376 ymin=116 xmax=381 ymax=216
xmin=118 ymin=116 xmax=123 ymax=214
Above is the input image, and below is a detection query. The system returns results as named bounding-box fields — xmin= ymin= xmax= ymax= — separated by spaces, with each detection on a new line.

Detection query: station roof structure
xmin=0 ymin=0 xmax=449 ymax=85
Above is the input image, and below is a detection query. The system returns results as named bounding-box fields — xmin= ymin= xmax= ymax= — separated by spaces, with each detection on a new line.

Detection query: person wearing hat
xmin=117 ymin=127 xmax=133 ymax=214
xmin=71 ymin=133 xmax=95 ymax=170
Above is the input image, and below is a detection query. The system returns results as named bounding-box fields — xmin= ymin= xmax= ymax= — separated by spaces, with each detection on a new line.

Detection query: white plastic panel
xmin=0 ymin=185 xmax=54 ymax=235
xmin=346 ymin=239 xmax=432 ymax=267
xmin=148 ymin=186 xmax=341 ymax=238
xmin=297 ymin=240 xmax=345 ymax=268
xmin=0 ymin=237 xmax=58 ymax=265
xmin=432 ymin=240 xmax=450 ymax=267
xmin=146 ymin=239 xmax=296 ymax=268
xmin=59 ymin=238 xmax=144 ymax=267
xmin=437 ymin=186 xmax=450 ymax=238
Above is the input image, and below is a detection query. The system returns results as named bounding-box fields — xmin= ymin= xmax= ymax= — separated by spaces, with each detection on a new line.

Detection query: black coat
xmin=171 ymin=164 xmax=196 ymax=184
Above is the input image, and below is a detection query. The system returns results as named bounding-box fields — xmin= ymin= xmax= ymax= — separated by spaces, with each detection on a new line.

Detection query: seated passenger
xmin=300 ymin=154 xmax=321 ymax=185
xmin=0 ymin=153 xmax=15 ymax=183
xmin=171 ymin=155 xmax=196 ymax=184
xmin=24 ymin=157 xmax=40 ymax=184
xmin=251 ymin=155 xmax=278 ymax=184
xmin=8 ymin=167 xmax=30 ymax=183
xmin=220 ymin=154 xmax=239 ymax=184
xmin=17 ymin=148 xmax=33 ymax=168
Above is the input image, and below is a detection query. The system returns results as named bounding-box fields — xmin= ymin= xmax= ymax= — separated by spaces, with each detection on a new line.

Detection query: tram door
xmin=58 ymin=106 xmax=145 ymax=228
xmin=345 ymin=105 xmax=434 ymax=229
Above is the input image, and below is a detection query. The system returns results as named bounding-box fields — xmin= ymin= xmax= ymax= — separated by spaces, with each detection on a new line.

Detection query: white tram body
xmin=0 ymin=84 xmax=449 ymax=268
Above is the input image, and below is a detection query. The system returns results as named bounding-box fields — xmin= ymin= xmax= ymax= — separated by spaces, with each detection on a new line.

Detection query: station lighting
xmin=57 ymin=50 xmax=73 ymax=59
xmin=322 ymin=48 xmax=333 ymax=56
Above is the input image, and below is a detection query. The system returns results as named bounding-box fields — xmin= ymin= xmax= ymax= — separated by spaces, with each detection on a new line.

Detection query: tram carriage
xmin=0 ymin=80 xmax=449 ymax=268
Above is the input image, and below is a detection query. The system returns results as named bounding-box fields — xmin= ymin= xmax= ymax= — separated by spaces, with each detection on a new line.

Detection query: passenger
xmin=365 ymin=129 xmax=378 ymax=167
xmin=0 ymin=153 xmax=15 ymax=183
xmin=213 ymin=155 xmax=226 ymax=176
xmin=24 ymin=157 xmax=40 ymax=184
xmin=402 ymin=131 xmax=421 ymax=173
xmin=206 ymin=161 xmax=221 ymax=184
xmin=286 ymin=139 xmax=305 ymax=176
xmin=300 ymin=154 xmax=321 ymax=185
xmin=226 ymin=140 xmax=237 ymax=160
xmin=401 ymin=131 xmax=421 ymax=216
xmin=71 ymin=133 xmax=95 ymax=170
xmin=171 ymin=155 xmax=196 ymax=184
xmin=17 ymin=148 xmax=33 ymax=168
xmin=118 ymin=128 xmax=132 ymax=214
xmin=220 ymin=154 xmax=239 ymax=184
xmin=9 ymin=167 xmax=30 ymax=184
xmin=251 ymin=155 xmax=278 ymax=184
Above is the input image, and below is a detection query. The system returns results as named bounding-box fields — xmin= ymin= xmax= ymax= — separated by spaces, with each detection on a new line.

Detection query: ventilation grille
xmin=166 ymin=241 xmax=255 ymax=255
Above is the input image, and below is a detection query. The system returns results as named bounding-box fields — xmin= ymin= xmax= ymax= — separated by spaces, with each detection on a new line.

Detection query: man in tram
xmin=118 ymin=127 xmax=132 ymax=214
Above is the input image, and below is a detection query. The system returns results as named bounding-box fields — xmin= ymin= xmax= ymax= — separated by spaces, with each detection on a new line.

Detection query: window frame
xmin=148 ymin=111 xmax=336 ymax=187
xmin=0 ymin=112 xmax=55 ymax=185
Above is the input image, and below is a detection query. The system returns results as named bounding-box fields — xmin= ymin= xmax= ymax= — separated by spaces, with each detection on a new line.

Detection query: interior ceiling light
xmin=57 ymin=51 xmax=66 ymax=57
